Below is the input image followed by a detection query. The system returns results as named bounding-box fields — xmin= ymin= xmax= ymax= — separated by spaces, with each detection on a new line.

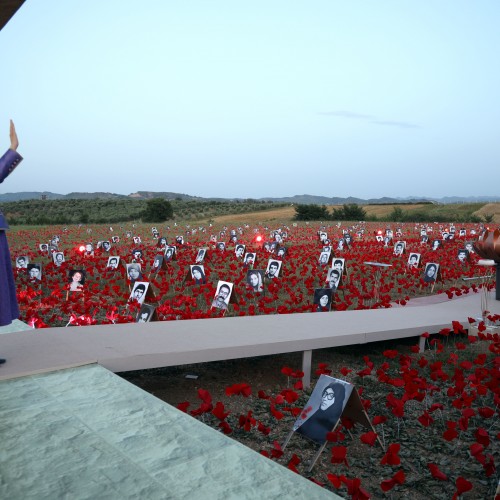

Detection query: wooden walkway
xmin=0 ymin=291 xmax=497 ymax=385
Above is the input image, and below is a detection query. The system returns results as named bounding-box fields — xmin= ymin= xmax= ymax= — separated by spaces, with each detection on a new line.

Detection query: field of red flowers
xmin=8 ymin=220 xmax=500 ymax=498
xmin=9 ymin=220 xmax=492 ymax=326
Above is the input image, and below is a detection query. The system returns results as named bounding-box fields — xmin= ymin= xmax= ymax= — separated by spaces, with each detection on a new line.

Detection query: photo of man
xmin=136 ymin=304 xmax=155 ymax=323
xmin=326 ymin=268 xmax=341 ymax=290
xmin=332 ymin=259 xmax=345 ymax=274
xmin=84 ymin=243 xmax=94 ymax=257
xmin=28 ymin=264 xmax=42 ymax=281
xmin=407 ymin=253 xmax=420 ymax=268
xmin=132 ymin=249 xmax=143 ymax=263
xmin=106 ymin=256 xmax=120 ymax=269
xmin=394 ymin=241 xmax=405 ymax=256
xmin=111 ymin=236 xmax=120 ymax=243
xmin=423 ymin=263 xmax=439 ymax=283
xmin=457 ymin=249 xmax=469 ymax=263
xmin=39 ymin=243 xmax=49 ymax=253
xmin=318 ymin=251 xmax=330 ymax=266
xmin=53 ymin=252 xmax=65 ymax=267
xmin=16 ymin=256 xmax=29 ymax=268
xmin=102 ymin=241 xmax=111 ymax=252
xmin=133 ymin=236 xmax=142 ymax=244
xmin=432 ymin=240 xmax=442 ymax=251
xmin=129 ymin=282 xmax=148 ymax=304
xmin=277 ymin=246 xmax=286 ymax=258
xmin=235 ymin=244 xmax=245 ymax=259
xmin=243 ymin=252 xmax=256 ymax=268
xmin=266 ymin=259 xmax=281 ymax=279
xmin=211 ymin=281 xmax=233 ymax=310
xmin=217 ymin=242 xmax=226 ymax=252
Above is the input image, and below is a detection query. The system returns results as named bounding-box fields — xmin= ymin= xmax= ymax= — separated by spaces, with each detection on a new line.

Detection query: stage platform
xmin=0 ymin=290 xmax=497 ymax=384
xmin=0 ymin=363 xmax=337 ymax=499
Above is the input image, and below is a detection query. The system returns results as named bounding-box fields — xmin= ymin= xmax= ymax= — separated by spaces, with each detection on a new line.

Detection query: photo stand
xmin=135 ymin=303 xmax=158 ymax=323
xmin=127 ymin=282 xmax=156 ymax=307
xmin=282 ymin=384 xmax=383 ymax=472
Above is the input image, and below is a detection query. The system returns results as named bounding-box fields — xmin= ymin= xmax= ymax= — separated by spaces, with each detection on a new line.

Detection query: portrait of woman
xmin=293 ymin=377 xmax=352 ymax=444
xmin=165 ymin=246 xmax=175 ymax=261
xmin=68 ymin=269 xmax=86 ymax=292
xmin=246 ymin=270 xmax=264 ymax=292
xmin=313 ymin=288 xmax=332 ymax=312
xmin=152 ymin=255 xmax=163 ymax=272
xmin=190 ymin=265 xmax=206 ymax=284
xmin=424 ymin=263 xmax=439 ymax=283
xmin=196 ymin=248 xmax=206 ymax=263
xmin=0 ymin=121 xmax=22 ymax=330
xmin=127 ymin=263 xmax=142 ymax=282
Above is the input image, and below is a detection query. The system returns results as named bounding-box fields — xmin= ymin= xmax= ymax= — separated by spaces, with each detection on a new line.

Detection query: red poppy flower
xmin=427 ymin=463 xmax=448 ymax=481
xmin=360 ymin=431 xmax=378 ymax=446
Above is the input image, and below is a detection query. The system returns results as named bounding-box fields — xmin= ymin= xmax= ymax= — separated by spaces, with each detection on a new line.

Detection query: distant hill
xmin=1 ymin=191 xmax=500 ymax=204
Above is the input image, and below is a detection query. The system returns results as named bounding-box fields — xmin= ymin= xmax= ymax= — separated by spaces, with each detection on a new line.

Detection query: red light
xmin=256 ymin=235 xmax=262 ymax=242
xmin=79 ymin=245 xmax=86 ymax=252
xmin=377 ymin=230 xmax=382 ymax=235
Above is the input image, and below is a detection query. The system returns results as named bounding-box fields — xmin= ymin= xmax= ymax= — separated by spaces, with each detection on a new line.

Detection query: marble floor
xmin=0 ymin=364 xmax=339 ymax=500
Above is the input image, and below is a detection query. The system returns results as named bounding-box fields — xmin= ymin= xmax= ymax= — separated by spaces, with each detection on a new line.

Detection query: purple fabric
xmin=0 ymin=230 xmax=19 ymax=326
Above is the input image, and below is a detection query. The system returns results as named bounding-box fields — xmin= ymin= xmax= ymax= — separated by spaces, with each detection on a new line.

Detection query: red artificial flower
xmin=331 ymin=446 xmax=349 ymax=466
xmin=427 ymin=463 xmax=448 ymax=481
xmin=453 ymin=476 xmax=473 ymax=498
xmin=360 ymin=431 xmax=378 ymax=446
xmin=380 ymin=443 xmax=401 ymax=466
xmin=380 ymin=470 xmax=405 ymax=492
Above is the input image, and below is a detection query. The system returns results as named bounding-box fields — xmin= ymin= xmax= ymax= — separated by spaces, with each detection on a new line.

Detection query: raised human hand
xmin=9 ymin=120 xmax=19 ymax=151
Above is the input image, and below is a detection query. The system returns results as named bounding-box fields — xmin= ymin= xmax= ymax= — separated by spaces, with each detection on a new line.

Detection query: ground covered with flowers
xmin=122 ymin=322 xmax=499 ymax=500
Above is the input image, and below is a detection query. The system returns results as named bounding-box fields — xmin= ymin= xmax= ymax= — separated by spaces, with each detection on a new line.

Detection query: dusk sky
xmin=1 ymin=1 xmax=499 ymax=199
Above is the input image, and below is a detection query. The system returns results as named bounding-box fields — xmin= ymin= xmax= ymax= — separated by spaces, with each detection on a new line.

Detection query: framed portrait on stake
xmin=126 ymin=263 xmax=142 ymax=283
xmin=211 ymin=281 xmax=233 ymax=310
xmin=136 ymin=304 xmax=156 ymax=323
xmin=246 ymin=269 xmax=264 ymax=292
xmin=423 ymin=263 xmax=440 ymax=283
xmin=243 ymin=252 xmax=256 ymax=268
xmin=190 ymin=265 xmax=207 ymax=285
xmin=265 ymin=259 xmax=281 ymax=279
xmin=106 ymin=256 xmax=120 ymax=270
xmin=407 ymin=253 xmax=421 ymax=268
xmin=129 ymin=281 xmax=150 ymax=305
xmin=68 ymin=269 xmax=86 ymax=292
xmin=313 ymin=288 xmax=333 ymax=312
xmin=16 ymin=255 xmax=29 ymax=269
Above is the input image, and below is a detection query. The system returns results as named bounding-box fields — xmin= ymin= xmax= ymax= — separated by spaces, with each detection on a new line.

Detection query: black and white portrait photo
xmin=246 ymin=270 xmax=264 ymax=292
xmin=459 ymin=229 xmax=466 ymax=237
xmin=243 ymin=252 xmax=256 ymax=268
xmin=393 ymin=241 xmax=406 ymax=256
xmin=265 ymin=259 xmax=282 ymax=279
xmin=318 ymin=251 xmax=330 ymax=266
xmin=318 ymin=231 xmax=327 ymax=242
xmin=176 ymin=236 xmax=184 ymax=245
xmin=136 ymin=304 xmax=155 ymax=323
xmin=132 ymin=249 xmax=144 ymax=263
xmin=314 ymin=288 xmax=333 ymax=312
xmin=431 ymin=240 xmax=442 ymax=251
xmin=216 ymin=241 xmax=226 ymax=252
xmin=196 ymin=248 xmax=206 ymax=263
xmin=39 ymin=243 xmax=49 ymax=253
xmin=164 ymin=246 xmax=176 ymax=261
xmin=211 ymin=281 xmax=233 ymax=310
xmin=158 ymin=237 xmax=168 ymax=248
xmin=15 ymin=255 xmax=29 ymax=268
xmin=106 ymin=256 xmax=120 ymax=269
xmin=133 ymin=236 xmax=142 ymax=244
xmin=53 ymin=252 xmax=65 ymax=267
xmin=293 ymin=375 xmax=353 ymax=444
xmin=190 ymin=265 xmax=207 ymax=285
xmin=337 ymin=238 xmax=345 ymax=251
xmin=101 ymin=241 xmax=111 ymax=252
xmin=423 ymin=263 xmax=439 ymax=283
xmin=331 ymin=258 xmax=345 ymax=275
xmin=326 ymin=268 xmax=341 ymax=290
xmin=375 ymin=235 xmax=384 ymax=243
xmin=68 ymin=269 xmax=86 ymax=292
xmin=129 ymin=281 xmax=149 ymax=304
xmin=465 ymin=241 xmax=474 ymax=254
xmin=235 ymin=244 xmax=246 ymax=259
xmin=84 ymin=243 xmax=94 ymax=257
xmin=126 ymin=263 xmax=142 ymax=283
xmin=27 ymin=264 xmax=42 ymax=282
xmin=111 ymin=236 xmax=120 ymax=243
xmin=421 ymin=235 xmax=429 ymax=244
xmin=457 ymin=249 xmax=470 ymax=263
xmin=152 ymin=255 xmax=163 ymax=272
xmin=407 ymin=253 xmax=421 ymax=268
xmin=276 ymin=246 xmax=287 ymax=258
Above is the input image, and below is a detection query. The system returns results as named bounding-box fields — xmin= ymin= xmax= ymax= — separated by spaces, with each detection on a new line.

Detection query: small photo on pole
xmin=211 ymin=281 xmax=233 ymax=310
xmin=126 ymin=263 xmax=142 ymax=282
xmin=16 ymin=255 xmax=29 ymax=268
xmin=246 ymin=269 xmax=264 ymax=292
xmin=265 ymin=259 xmax=281 ymax=279
xmin=293 ymin=375 xmax=353 ymax=444
xmin=196 ymin=248 xmax=206 ymax=263
xmin=313 ymin=288 xmax=332 ymax=312
xmin=68 ymin=269 xmax=86 ymax=292
xmin=235 ymin=244 xmax=246 ymax=259
xmin=393 ymin=241 xmax=406 ymax=256
xmin=190 ymin=265 xmax=206 ymax=284
xmin=243 ymin=252 xmax=256 ymax=268
xmin=325 ymin=268 xmax=341 ymax=290
xmin=106 ymin=256 xmax=120 ymax=270
xmin=129 ymin=281 xmax=149 ymax=304
xmin=407 ymin=253 xmax=421 ymax=268
xmin=423 ymin=263 xmax=439 ymax=283
xmin=53 ymin=252 xmax=65 ymax=267
xmin=27 ymin=263 xmax=42 ymax=282
xmin=136 ymin=304 xmax=155 ymax=323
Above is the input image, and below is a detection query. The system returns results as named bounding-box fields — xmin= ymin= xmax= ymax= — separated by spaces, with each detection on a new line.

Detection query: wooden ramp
xmin=0 ymin=290 xmax=496 ymax=384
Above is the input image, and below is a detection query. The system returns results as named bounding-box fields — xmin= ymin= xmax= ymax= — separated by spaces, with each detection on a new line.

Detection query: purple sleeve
xmin=0 ymin=149 xmax=23 ymax=184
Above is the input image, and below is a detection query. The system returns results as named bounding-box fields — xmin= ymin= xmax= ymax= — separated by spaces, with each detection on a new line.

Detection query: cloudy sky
xmin=1 ymin=1 xmax=499 ymax=199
